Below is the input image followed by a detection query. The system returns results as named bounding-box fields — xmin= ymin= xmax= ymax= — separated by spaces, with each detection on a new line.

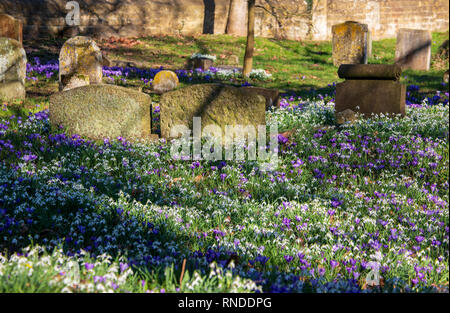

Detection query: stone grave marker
xmin=59 ymin=36 xmax=103 ymax=91
xmin=332 ymin=21 xmax=371 ymax=67
xmin=160 ymin=84 xmax=266 ymax=142
xmin=395 ymin=29 xmax=432 ymax=71
xmin=0 ymin=14 xmax=23 ymax=44
xmin=50 ymin=84 xmax=155 ymax=142
xmin=335 ymin=64 xmax=406 ymax=123
xmin=152 ymin=70 xmax=179 ymax=94
xmin=0 ymin=37 xmax=27 ymax=100
xmin=192 ymin=58 xmax=214 ymax=71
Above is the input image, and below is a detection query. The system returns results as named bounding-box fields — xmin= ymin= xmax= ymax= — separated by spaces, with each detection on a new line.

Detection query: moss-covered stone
xmin=332 ymin=21 xmax=370 ymax=67
xmin=160 ymin=84 xmax=266 ymax=140
xmin=336 ymin=109 xmax=357 ymax=125
xmin=50 ymin=84 xmax=154 ymax=142
xmin=59 ymin=36 xmax=103 ymax=91
xmin=0 ymin=37 xmax=26 ymax=100
xmin=152 ymin=70 xmax=179 ymax=94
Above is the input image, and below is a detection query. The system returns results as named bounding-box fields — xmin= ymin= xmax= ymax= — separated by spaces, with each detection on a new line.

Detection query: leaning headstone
xmin=395 ymin=29 xmax=432 ymax=71
xmin=152 ymin=70 xmax=179 ymax=94
xmin=0 ymin=14 xmax=23 ymax=44
xmin=59 ymin=36 xmax=103 ymax=91
xmin=160 ymin=84 xmax=266 ymax=141
xmin=335 ymin=64 xmax=406 ymax=123
xmin=332 ymin=21 xmax=371 ymax=67
xmin=50 ymin=84 xmax=154 ymax=142
xmin=0 ymin=37 xmax=27 ymax=100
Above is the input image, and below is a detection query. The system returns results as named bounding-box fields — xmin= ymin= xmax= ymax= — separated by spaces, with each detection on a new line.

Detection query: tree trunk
xmin=242 ymin=0 xmax=255 ymax=77
xmin=225 ymin=0 xmax=247 ymax=36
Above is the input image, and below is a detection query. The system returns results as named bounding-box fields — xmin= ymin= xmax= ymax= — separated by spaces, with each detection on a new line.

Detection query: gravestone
xmin=192 ymin=58 xmax=214 ymax=70
xmin=229 ymin=55 xmax=239 ymax=65
xmin=50 ymin=84 xmax=154 ymax=142
xmin=59 ymin=36 xmax=103 ymax=91
xmin=152 ymin=70 xmax=179 ymax=94
xmin=0 ymin=14 xmax=23 ymax=44
xmin=395 ymin=29 xmax=431 ymax=71
xmin=332 ymin=21 xmax=371 ymax=67
xmin=0 ymin=37 xmax=27 ymax=100
xmin=335 ymin=64 xmax=406 ymax=123
xmin=160 ymin=84 xmax=266 ymax=141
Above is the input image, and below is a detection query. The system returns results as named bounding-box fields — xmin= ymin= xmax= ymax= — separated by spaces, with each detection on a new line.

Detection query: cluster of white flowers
xmin=190 ymin=53 xmax=217 ymax=61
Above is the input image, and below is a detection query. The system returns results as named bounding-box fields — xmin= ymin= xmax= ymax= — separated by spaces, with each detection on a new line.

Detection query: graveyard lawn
xmin=0 ymin=33 xmax=448 ymax=293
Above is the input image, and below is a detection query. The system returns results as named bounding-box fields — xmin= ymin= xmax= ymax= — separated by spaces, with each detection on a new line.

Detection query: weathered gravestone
xmin=59 ymin=36 xmax=103 ymax=91
xmin=50 ymin=84 xmax=155 ymax=142
xmin=0 ymin=14 xmax=23 ymax=44
xmin=395 ymin=29 xmax=432 ymax=71
xmin=152 ymin=70 xmax=179 ymax=94
xmin=335 ymin=64 xmax=406 ymax=123
xmin=160 ymin=84 xmax=266 ymax=142
xmin=191 ymin=58 xmax=214 ymax=71
xmin=332 ymin=21 xmax=371 ymax=67
xmin=0 ymin=37 xmax=27 ymax=100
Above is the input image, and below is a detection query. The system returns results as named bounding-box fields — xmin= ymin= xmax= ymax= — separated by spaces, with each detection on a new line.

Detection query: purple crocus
xmin=22 ymin=154 xmax=37 ymax=162
xmin=84 ymin=263 xmax=95 ymax=271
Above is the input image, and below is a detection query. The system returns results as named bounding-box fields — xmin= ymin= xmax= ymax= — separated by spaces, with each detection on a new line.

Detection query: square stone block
xmin=192 ymin=58 xmax=214 ymax=70
xmin=335 ymin=80 xmax=406 ymax=117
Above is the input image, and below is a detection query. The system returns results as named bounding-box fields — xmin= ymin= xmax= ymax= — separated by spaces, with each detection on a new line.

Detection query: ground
xmin=0 ymin=33 xmax=448 ymax=293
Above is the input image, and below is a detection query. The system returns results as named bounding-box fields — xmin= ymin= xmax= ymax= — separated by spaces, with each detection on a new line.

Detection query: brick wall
xmin=0 ymin=0 xmax=448 ymax=40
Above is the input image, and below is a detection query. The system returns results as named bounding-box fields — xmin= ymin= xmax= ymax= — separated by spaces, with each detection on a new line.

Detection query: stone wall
xmin=325 ymin=0 xmax=449 ymax=40
xmin=0 ymin=0 xmax=448 ymax=41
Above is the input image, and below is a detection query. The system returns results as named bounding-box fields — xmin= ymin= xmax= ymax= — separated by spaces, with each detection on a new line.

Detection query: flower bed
xmin=0 ymin=87 xmax=448 ymax=292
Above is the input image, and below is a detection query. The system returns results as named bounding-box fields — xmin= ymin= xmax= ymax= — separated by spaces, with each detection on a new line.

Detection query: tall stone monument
xmin=332 ymin=21 xmax=371 ymax=67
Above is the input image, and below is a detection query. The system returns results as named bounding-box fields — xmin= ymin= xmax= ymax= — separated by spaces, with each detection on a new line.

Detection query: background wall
xmin=0 ymin=0 xmax=448 ymax=41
